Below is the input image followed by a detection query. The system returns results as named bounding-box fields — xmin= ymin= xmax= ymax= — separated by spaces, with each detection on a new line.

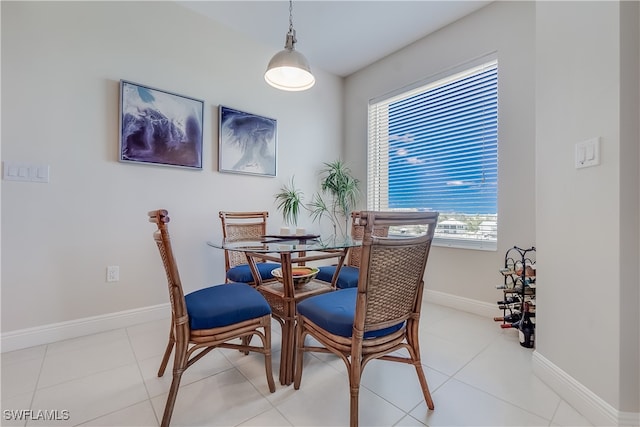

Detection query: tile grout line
xmin=447 ymin=330 xmax=555 ymax=424
xmin=27 ymin=343 xmax=50 ymax=424
xmin=125 ymin=325 xmax=161 ymax=427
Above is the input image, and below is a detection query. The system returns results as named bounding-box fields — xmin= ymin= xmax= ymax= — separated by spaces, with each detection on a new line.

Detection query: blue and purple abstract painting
xmin=219 ymin=106 xmax=277 ymax=177
xmin=119 ymin=81 xmax=203 ymax=169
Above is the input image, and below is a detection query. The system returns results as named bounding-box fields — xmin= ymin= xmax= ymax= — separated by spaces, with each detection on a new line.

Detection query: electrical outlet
xmin=106 ymin=266 xmax=120 ymax=282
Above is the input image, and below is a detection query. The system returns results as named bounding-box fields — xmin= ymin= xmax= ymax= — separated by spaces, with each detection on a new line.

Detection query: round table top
xmin=207 ymin=235 xmax=360 ymax=253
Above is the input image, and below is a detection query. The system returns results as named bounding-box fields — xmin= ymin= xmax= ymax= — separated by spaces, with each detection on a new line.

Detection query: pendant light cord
xmin=287 ymin=0 xmax=297 ymax=43
xmin=289 ymin=0 xmax=294 ymax=34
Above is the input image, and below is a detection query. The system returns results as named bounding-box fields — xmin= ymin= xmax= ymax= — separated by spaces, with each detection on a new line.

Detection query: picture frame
xmin=218 ymin=105 xmax=277 ymax=177
xmin=119 ymin=80 xmax=204 ymax=169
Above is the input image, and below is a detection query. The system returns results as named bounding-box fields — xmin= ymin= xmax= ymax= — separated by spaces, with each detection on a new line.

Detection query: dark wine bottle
xmin=497 ymin=296 xmax=521 ymax=305
xmin=493 ymin=312 xmax=522 ymax=323
xmin=498 ymin=302 xmax=522 ymax=310
xmin=518 ymin=303 xmax=535 ymax=348
xmin=500 ymin=319 xmax=522 ymax=329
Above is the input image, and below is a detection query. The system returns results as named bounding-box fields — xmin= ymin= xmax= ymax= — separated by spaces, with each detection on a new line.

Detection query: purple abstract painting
xmin=219 ymin=106 xmax=277 ymax=177
xmin=119 ymin=81 xmax=203 ymax=169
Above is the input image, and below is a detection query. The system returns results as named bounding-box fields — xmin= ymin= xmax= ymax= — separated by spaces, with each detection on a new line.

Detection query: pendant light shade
xmin=265 ymin=1 xmax=315 ymax=91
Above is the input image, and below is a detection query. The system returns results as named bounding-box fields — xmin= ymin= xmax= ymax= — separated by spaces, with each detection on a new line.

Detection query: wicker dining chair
xmin=315 ymin=211 xmax=389 ymax=289
xmin=148 ymin=210 xmax=276 ymax=427
xmin=294 ymin=210 xmax=439 ymax=427
xmin=219 ymin=211 xmax=280 ymax=284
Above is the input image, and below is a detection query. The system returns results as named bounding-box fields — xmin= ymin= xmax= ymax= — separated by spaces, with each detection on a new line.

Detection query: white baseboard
xmin=424 ymin=288 xmax=497 ymax=318
xmin=1 ymin=303 xmax=170 ymax=353
xmin=532 ymin=351 xmax=640 ymax=427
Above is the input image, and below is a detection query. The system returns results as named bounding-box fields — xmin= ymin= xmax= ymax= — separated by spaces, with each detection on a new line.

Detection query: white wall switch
xmin=575 ymin=137 xmax=600 ymax=169
xmin=3 ymin=162 xmax=30 ymax=181
xmin=106 ymin=266 xmax=120 ymax=282
xmin=33 ymin=165 xmax=50 ymax=183
xmin=3 ymin=161 xmax=50 ymax=182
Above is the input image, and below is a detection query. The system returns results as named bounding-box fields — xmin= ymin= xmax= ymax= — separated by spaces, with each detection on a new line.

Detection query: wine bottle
xmin=513 ymin=283 xmax=535 ymax=294
xmin=498 ymin=302 xmax=522 ymax=310
xmin=497 ymin=296 xmax=521 ymax=305
xmin=518 ymin=303 xmax=535 ymax=348
xmin=500 ymin=319 xmax=522 ymax=329
xmin=493 ymin=312 xmax=522 ymax=323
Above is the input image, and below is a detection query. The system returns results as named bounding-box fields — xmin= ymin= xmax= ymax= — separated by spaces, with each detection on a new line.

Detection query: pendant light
xmin=264 ymin=0 xmax=315 ymax=91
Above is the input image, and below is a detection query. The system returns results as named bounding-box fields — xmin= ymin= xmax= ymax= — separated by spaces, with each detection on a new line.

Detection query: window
xmin=368 ymin=59 xmax=498 ymax=250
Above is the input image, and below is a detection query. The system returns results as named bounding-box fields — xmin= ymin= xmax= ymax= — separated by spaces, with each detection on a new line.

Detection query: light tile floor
xmin=1 ymin=302 xmax=594 ymax=426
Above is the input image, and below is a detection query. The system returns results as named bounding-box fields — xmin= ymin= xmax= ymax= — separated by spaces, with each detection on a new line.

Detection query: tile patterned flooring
xmin=1 ymin=302 xmax=594 ymax=426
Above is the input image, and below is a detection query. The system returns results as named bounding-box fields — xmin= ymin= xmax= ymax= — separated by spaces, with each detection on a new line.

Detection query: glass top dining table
xmin=207 ymin=234 xmax=361 ymax=385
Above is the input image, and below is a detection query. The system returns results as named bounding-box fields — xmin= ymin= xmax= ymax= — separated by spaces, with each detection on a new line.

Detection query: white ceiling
xmin=179 ymin=1 xmax=492 ymax=77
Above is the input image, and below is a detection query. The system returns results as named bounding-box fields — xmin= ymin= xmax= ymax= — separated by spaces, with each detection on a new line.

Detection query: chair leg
xmin=407 ymin=324 xmax=434 ymax=410
xmin=160 ymin=370 xmax=184 ymax=427
xmin=263 ymin=322 xmax=276 ymax=393
xmin=293 ymin=319 xmax=306 ymax=390
xmin=157 ymin=332 xmax=175 ymax=377
xmin=348 ymin=376 xmax=361 ymax=427
xmin=240 ymin=335 xmax=250 ymax=355
xmin=348 ymin=356 xmax=362 ymax=427
xmin=160 ymin=339 xmax=188 ymax=427
xmin=413 ymin=361 xmax=434 ymax=410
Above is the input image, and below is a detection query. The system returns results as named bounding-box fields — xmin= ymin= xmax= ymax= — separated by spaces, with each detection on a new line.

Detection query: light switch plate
xmin=3 ymin=161 xmax=50 ymax=183
xmin=575 ymin=137 xmax=600 ymax=169
xmin=32 ymin=165 xmax=50 ymax=183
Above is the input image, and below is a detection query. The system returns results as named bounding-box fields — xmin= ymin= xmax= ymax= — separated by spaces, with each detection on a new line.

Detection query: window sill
xmin=433 ymin=237 xmax=497 ymax=251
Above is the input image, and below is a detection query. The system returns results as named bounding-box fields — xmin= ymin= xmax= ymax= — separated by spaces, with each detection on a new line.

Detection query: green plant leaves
xmin=274 ymin=177 xmax=303 ymax=226
xmin=274 ymin=160 xmax=360 ymax=236
xmin=315 ymin=160 xmax=360 ymax=236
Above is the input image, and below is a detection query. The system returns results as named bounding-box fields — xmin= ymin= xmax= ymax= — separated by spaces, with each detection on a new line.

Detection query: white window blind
xmin=368 ymin=59 xmax=498 ymax=250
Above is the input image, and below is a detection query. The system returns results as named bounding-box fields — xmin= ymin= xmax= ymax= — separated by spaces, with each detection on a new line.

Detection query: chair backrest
xmin=355 ymin=211 xmax=439 ymax=334
xmin=219 ymin=211 xmax=269 ymax=269
xmin=347 ymin=211 xmax=389 ymax=267
xmin=148 ymin=209 xmax=189 ymax=338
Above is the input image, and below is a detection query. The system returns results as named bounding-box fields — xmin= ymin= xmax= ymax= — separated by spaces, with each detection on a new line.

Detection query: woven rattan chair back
xmin=149 ymin=210 xmax=275 ymax=427
xmin=356 ymin=211 xmax=437 ymax=332
xmin=149 ymin=210 xmax=189 ymax=343
xmin=219 ymin=211 xmax=269 ymax=270
xmin=294 ymin=210 xmax=439 ymax=427
xmin=347 ymin=212 xmax=389 ymax=268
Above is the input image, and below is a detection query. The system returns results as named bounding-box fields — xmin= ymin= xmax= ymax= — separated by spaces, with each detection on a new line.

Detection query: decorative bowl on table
xmin=271 ymin=267 xmax=319 ymax=288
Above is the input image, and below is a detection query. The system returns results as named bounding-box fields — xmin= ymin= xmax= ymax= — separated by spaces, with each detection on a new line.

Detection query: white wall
xmin=535 ymin=0 xmax=639 ymax=422
xmin=619 ymin=0 xmax=640 ymax=415
xmin=344 ymin=1 xmax=536 ymax=305
xmin=1 ymin=1 xmax=343 ymax=333
xmin=344 ymin=0 xmax=639 ymax=423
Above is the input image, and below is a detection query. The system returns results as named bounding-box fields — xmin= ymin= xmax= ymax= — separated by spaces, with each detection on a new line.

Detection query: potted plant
xmin=309 ymin=160 xmax=360 ymax=238
xmin=274 ymin=177 xmax=304 ymax=228
xmin=274 ymin=160 xmax=360 ymax=237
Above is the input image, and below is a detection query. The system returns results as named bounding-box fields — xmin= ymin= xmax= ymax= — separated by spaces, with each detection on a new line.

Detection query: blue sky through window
xmin=387 ymin=65 xmax=498 ymax=215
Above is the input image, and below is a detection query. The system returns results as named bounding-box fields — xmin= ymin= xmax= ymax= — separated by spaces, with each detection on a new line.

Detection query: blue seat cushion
xmin=316 ymin=265 xmax=360 ymax=289
xmin=226 ymin=262 xmax=280 ymax=283
xmin=297 ymin=288 xmax=404 ymax=338
xmin=185 ymin=283 xmax=271 ymax=330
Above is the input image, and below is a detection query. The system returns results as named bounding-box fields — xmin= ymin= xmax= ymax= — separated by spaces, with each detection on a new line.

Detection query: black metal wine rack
xmin=496 ymin=246 xmax=536 ymax=348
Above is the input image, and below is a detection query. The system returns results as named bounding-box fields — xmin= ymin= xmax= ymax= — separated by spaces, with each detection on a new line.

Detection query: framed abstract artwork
xmin=218 ymin=105 xmax=277 ymax=177
xmin=119 ymin=80 xmax=204 ymax=169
